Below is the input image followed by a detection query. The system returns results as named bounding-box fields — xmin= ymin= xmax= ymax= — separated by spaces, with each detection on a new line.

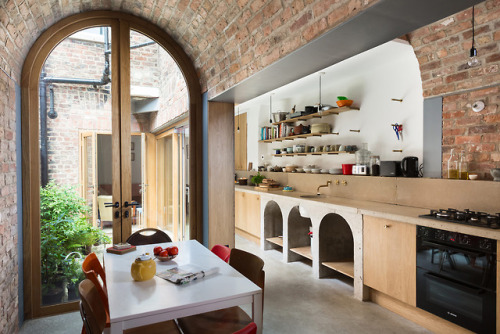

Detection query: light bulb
xmin=468 ymin=47 xmax=479 ymax=67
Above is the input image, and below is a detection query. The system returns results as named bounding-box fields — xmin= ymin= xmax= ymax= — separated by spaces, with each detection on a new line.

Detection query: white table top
xmin=104 ymin=240 xmax=262 ymax=325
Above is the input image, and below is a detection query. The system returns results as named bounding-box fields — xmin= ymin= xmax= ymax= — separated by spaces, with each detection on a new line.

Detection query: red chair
xmin=211 ymin=244 xmax=231 ymax=263
xmin=82 ymin=253 xmax=109 ymax=333
xmin=233 ymin=322 xmax=257 ymax=334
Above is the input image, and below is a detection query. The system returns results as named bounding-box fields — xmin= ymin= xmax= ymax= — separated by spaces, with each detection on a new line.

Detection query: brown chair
xmin=176 ymin=248 xmax=265 ymax=334
xmin=126 ymin=228 xmax=172 ymax=246
xmin=79 ymin=279 xmax=181 ymax=334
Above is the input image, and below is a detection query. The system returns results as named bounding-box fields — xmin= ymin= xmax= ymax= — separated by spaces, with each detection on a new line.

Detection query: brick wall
xmin=0 ymin=70 xmax=19 ymax=333
xmin=408 ymin=0 xmax=500 ymax=178
xmin=442 ymin=86 xmax=500 ymax=180
xmin=408 ymin=0 xmax=500 ymax=98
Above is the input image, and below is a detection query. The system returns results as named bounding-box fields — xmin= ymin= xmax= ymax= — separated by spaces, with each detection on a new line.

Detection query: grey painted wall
xmin=423 ymin=97 xmax=442 ymax=178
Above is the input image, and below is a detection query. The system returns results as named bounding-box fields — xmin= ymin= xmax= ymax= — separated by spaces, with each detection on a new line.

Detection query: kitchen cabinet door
xmin=235 ymin=191 xmax=261 ymax=240
xmin=363 ymin=216 xmax=416 ymax=306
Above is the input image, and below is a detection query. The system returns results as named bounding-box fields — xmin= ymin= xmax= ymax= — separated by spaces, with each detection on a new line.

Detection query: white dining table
xmin=104 ymin=240 xmax=263 ymax=334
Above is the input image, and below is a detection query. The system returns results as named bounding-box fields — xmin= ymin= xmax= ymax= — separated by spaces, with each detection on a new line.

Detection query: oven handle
xmin=424 ymin=272 xmax=485 ymax=295
xmin=421 ymin=240 xmax=486 ymax=257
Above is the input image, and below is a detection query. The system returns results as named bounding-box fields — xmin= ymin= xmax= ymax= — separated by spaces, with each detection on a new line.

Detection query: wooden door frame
xmin=79 ymin=132 xmax=98 ymax=227
xmin=21 ymin=11 xmax=202 ymax=319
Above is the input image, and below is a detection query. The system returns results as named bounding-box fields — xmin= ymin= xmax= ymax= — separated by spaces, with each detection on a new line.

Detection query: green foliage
xmin=40 ymin=181 xmax=110 ymax=293
xmin=337 ymin=96 xmax=348 ymax=100
xmin=251 ymin=172 xmax=265 ymax=185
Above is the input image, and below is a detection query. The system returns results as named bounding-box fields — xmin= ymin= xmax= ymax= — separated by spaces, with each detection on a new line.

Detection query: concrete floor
xmin=20 ymin=235 xmax=430 ymax=334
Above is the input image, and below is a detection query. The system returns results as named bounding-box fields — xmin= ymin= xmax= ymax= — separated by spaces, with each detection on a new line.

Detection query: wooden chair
xmin=211 ymin=244 xmax=231 ymax=263
xmin=81 ymin=252 xmax=109 ymax=334
xmin=126 ymin=228 xmax=172 ymax=246
xmin=79 ymin=279 xmax=181 ymax=334
xmin=176 ymin=248 xmax=265 ymax=334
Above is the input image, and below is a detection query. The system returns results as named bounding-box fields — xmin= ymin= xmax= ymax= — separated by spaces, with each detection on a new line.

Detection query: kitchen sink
xmin=300 ymin=194 xmax=325 ymax=198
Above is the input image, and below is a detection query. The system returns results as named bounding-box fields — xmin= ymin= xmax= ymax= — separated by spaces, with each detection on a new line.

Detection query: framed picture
xmin=131 ymin=153 xmax=135 ymax=161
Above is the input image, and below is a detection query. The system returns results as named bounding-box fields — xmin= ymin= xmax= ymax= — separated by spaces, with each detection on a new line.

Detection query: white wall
xmin=237 ymin=40 xmax=423 ymax=171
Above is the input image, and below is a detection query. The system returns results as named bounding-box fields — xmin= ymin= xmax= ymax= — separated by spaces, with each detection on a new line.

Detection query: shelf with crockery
xmin=271 ymin=106 xmax=358 ymax=125
xmin=273 ymin=151 xmax=355 ymax=157
xmin=259 ymin=132 xmax=339 ymax=143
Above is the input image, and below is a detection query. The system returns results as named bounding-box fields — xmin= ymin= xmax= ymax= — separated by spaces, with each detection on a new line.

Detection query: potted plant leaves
xmin=251 ymin=172 xmax=265 ymax=186
xmin=63 ymin=252 xmax=85 ymax=301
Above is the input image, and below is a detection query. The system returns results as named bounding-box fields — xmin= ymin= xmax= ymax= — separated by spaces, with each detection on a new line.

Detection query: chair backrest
xmin=233 ymin=322 xmax=257 ymax=334
xmin=79 ymin=279 xmax=107 ymax=334
xmin=126 ymin=228 xmax=172 ymax=246
xmin=82 ymin=252 xmax=108 ymax=312
xmin=229 ymin=248 xmax=265 ymax=291
xmin=211 ymin=244 xmax=231 ymax=263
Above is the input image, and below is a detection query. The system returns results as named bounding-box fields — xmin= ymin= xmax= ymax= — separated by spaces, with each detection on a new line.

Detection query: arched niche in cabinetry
xmin=318 ymin=213 xmax=354 ymax=279
xmin=287 ymin=206 xmax=313 ymax=263
xmin=263 ymin=201 xmax=284 ymax=251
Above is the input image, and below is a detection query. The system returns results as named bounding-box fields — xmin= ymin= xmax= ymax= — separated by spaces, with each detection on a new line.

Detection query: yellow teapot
xmin=131 ymin=253 xmax=156 ymax=281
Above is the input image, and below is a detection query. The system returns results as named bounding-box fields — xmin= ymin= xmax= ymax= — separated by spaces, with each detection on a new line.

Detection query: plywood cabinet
xmin=235 ymin=191 xmax=261 ymax=242
xmin=363 ymin=215 xmax=416 ymax=306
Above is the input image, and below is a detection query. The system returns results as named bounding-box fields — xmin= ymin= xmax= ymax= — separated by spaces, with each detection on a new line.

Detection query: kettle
xmin=401 ymin=156 xmax=419 ymax=177
xmin=131 ymin=253 xmax=156 ymax=281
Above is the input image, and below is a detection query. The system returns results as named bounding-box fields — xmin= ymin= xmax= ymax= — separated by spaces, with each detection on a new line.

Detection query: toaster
xmin=380 ymin=161 xmax=402 ymax=177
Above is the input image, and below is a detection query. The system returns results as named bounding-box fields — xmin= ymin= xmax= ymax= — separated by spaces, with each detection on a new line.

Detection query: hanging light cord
xmin=269 ymin=95 xmax=272 ymax=123
xmin=471 ymin=6 xmax=475 ymax=49
xmin=237 ymin=108 xmax=240 ymax=132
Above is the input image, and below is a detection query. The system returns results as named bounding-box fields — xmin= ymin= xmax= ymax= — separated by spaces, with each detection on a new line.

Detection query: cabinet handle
xmin=384 ymin=224 xmax=391 ymax=229
xmin=341 ymin=180 xmax=348 ymax=186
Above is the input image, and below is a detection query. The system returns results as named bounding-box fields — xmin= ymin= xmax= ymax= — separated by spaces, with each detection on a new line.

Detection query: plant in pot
xmin=63 ymin=252 xmax=85 ymax=301
xmin=251 ymin=172 xmax=265 ymax=186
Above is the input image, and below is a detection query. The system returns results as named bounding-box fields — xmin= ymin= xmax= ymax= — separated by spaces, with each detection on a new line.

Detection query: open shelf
xmin=273 ymin=151 xmax=354 ymax=157
xmin=290 ymin=246 xmax=312 ymax=260
xmin=259 ymin=132 xmax=336 ymax=143
xmin=322 ymin=261 xmax=354 ymax=278
xmin=272 ymin=106 xmax=358 ymax=125
xmin=266 ymin=237 xmax=283 ymax=247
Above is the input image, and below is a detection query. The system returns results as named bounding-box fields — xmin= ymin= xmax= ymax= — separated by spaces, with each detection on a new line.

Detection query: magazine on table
xmin=156 ymin=264 xmax=219 ymax=284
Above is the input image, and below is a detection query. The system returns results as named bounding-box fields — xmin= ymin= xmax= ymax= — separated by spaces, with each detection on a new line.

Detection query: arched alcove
xmin=318 ymin=213 xmax=354 ymax=279
xmin=288 ymin=206 xmax=313 ymax=263
xmin=263 ymin=200 xmax=283 ymax=251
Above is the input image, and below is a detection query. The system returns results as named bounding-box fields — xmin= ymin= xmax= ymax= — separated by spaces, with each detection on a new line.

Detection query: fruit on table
xmin=154 ymin=246 xmax=163 ymax=255
xmin=167 ymin=246 xmax=179 ymax=256
xmin=159 ymin=249 xmax=170 ymax=258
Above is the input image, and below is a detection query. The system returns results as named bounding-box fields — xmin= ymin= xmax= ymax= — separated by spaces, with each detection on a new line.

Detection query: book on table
xmin=156 ymin=264 xmax=219 ymax=284
xmin=106 ymin=243 xmax=137 ymax=255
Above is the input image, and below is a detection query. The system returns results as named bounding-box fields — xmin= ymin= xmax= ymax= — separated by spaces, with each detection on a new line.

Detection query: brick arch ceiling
xmin=0 ymin=0 xmax=378 ymax=98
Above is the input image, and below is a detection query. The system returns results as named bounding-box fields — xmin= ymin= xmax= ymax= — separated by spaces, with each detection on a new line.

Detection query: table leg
xmin=252 ymin=292 xmax=263 ymax=334
xmin=109 ymin=322 xmax=122 ymax=334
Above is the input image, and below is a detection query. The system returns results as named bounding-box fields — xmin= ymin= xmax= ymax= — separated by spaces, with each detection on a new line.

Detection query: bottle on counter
xmin=459 ymin=150 xmax=468 ymax=180
xmin=447 ymin=148 xmax=458 ymax=179
xmin=370 ymin=155 xmax=380 ymax=176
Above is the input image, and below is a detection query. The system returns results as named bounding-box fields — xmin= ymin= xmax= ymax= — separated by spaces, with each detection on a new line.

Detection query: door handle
xmin=124 ymin=201 xmax=139 ymax=208
xmin=105 ymin=202 xmax=120 ymax=208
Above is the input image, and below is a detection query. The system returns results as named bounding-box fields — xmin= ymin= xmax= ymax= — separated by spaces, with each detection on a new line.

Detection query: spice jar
xmin=370 ymin=155 xmax=380 ymax=176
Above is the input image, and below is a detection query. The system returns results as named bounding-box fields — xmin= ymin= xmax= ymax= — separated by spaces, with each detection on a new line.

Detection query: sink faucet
xmin=316 ymin=180 xmax=332 ymax=195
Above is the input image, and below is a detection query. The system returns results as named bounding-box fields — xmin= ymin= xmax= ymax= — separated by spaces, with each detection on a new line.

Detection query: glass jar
xmin=447 ymin=148 xmax=458 ymax=179
xmin=370 ymin=155 xmax=380 ymax=176
xmin=459 ymin=151 xmax=468 ymax=180
xmin=355 ymin=143 xmax=371 ymax=165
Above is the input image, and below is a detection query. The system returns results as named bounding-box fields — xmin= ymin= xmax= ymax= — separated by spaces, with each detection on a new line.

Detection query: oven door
xmin=417 ymin=267 xmax=496 ymax=334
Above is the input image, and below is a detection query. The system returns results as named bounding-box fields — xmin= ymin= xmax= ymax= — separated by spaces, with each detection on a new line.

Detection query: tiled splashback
xmin=235 ymin=171 xmax=500 ymax=213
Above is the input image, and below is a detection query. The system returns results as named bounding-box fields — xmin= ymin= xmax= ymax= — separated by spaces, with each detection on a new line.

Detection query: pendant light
xmin=237 ymin=107 xmax=240 ymax=133
xmin=468 ymin=6 xmax=479 ymax=68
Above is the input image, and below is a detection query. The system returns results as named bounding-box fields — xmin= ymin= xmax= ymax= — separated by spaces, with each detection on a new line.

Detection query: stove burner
xmin=420 ymin=208 xmax=500 ymax=229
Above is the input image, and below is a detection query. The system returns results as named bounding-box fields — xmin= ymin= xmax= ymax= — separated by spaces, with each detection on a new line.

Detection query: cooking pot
xmin=401 ymin=156 xmax=419 ymax=177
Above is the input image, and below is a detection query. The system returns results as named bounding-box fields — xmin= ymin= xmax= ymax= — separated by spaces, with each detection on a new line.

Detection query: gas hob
xmin=419 ymin=208 xmax=500 ymax=229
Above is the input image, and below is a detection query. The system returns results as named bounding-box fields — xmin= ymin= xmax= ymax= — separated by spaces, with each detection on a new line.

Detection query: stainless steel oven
xmin=416 ymin=226 xmax=496 ymax=334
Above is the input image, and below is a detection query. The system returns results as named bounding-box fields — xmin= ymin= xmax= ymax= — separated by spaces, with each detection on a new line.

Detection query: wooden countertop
xmin=235 ymin=185 xmax=500 ymax=240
